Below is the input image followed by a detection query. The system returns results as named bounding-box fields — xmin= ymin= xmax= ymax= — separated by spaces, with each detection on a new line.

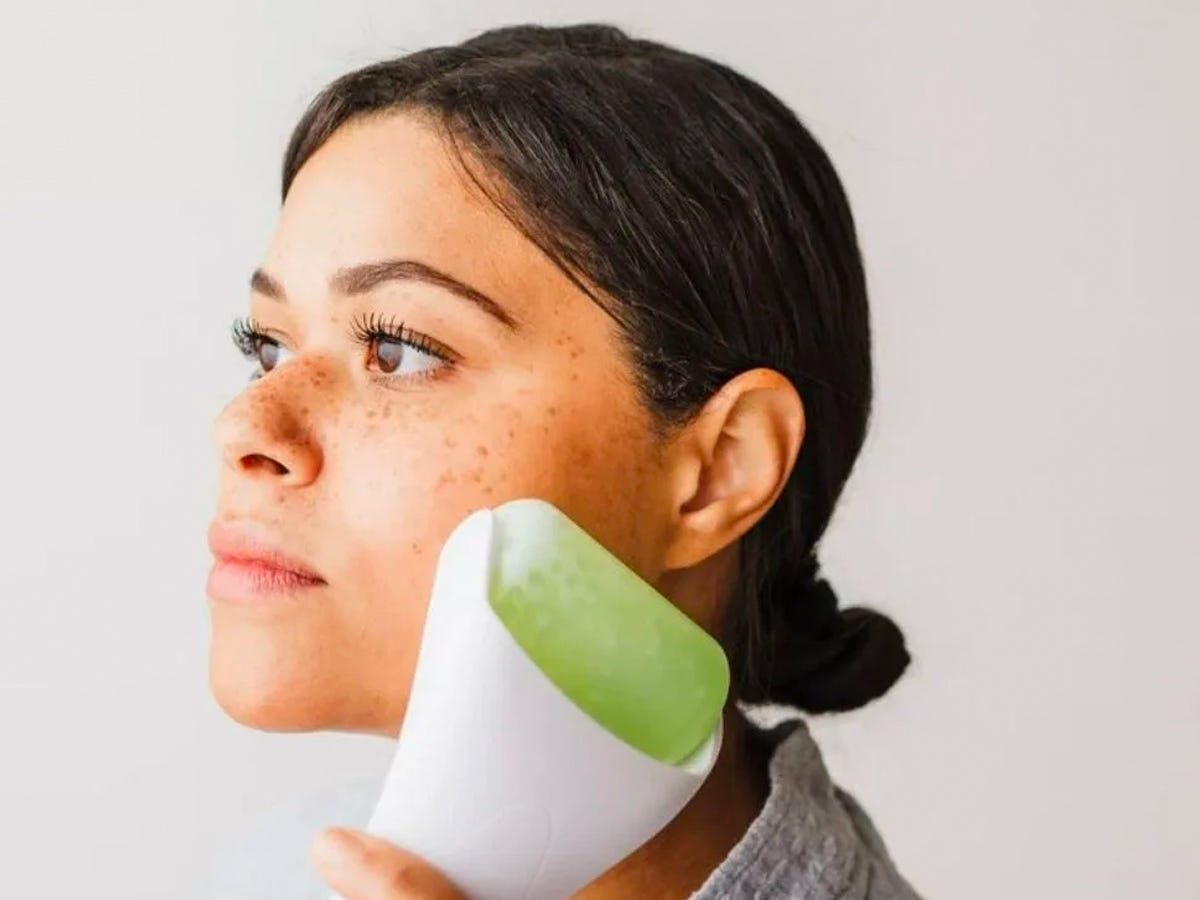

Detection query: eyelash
xmin=229 ymin=313 xmax=456 ymax=383
xmin=229 ymin=316 xmax=273 ymax=365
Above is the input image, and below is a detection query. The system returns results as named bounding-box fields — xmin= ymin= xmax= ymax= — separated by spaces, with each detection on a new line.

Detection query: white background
xmin=0 ymin=2 xmax=1196 ymax=898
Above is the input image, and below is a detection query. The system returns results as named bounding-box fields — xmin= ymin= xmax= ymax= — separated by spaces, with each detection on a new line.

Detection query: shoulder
xmin=689 ymin=710 xmax=925 ymax=900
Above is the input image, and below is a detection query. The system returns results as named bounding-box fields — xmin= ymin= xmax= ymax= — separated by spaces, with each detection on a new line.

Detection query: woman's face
xmin=208 ymin=111 xmax=681 ymax=735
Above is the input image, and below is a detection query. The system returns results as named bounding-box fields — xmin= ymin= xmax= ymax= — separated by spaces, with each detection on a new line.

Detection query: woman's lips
xmin=206 ymin=520 xmax=326 ymax=602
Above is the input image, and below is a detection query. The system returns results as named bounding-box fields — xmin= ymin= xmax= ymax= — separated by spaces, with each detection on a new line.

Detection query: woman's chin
xmin=210 ymin=656 xmax=325 ymax=733
xmin=208 ymin=632 xmax=403 ymax=735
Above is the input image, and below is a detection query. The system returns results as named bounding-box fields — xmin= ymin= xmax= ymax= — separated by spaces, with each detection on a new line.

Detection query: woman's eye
xmin=256 ymin=340 xmax=292 ymax=375
xmin=373 ymin=337 xmax=444 ymax=377
xmin=347 ymin=313 xmax=454 ymax=383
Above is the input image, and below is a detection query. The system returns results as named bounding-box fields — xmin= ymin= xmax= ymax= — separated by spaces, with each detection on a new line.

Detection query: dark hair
xmin=280 ymin=22 xmax=910 ymax=713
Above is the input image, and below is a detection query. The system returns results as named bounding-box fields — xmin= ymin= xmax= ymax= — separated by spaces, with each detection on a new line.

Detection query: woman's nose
xmin=211 ymin=373 xmax=323 ymax=488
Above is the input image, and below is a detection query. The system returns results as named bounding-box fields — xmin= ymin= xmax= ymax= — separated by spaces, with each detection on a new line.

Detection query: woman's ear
xmin=661 ymin=368 xmax=805 ymax=570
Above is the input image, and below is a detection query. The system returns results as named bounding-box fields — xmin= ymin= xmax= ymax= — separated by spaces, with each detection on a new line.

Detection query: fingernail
xmin=313 ymin=827 xmax=361 ymax=871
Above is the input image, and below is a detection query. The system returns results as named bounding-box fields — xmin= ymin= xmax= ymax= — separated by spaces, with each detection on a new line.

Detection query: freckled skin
xmin=208 ymin=111 xmax=679 ymax=737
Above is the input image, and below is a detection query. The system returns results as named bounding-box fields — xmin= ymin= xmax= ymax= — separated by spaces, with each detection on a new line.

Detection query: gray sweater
xmin=207 ymin=715 xmax=922 ymax=899
xmin=689 ymin=716 xmax=923 ymax=899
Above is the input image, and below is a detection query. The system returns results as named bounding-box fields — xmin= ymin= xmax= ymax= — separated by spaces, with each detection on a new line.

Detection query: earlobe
xmin=661 ymin=369 xmax=805 ymax=570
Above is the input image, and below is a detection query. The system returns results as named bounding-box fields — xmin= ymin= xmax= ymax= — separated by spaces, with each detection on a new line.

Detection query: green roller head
xmin=487 ymin=498 xmax=729 ymax=767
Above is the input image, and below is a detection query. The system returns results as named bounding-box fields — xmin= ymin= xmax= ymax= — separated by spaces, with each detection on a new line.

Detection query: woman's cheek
xmin=336 ymin=390 xmax=644 ymax=571
xmin=337 ymin=408 xmax=521 ymax=546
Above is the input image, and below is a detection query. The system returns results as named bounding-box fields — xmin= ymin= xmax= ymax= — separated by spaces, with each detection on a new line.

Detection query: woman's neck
xmin=573 ymin=705 xmax=771 ymax=899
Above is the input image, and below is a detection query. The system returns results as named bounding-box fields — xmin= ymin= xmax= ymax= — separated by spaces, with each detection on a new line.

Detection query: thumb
xmin=312 ymin=827 xmax=466 ymax=899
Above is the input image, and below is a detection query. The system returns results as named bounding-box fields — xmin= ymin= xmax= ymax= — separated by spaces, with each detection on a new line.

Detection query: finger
xmin=312 ymin=827 xmax=466 ymax=900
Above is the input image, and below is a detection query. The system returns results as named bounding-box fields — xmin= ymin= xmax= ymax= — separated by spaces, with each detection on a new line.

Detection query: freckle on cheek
xmin=476 ymin=445 xmax=489 ymax=457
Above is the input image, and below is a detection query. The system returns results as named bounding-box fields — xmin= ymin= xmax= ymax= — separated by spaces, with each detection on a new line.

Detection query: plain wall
xmin=0 ymin=2 xmax=1196 ymax=897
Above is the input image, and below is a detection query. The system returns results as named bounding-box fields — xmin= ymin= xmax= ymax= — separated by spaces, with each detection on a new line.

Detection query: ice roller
xmin=334 ymin=497 xmax=729 ymax=900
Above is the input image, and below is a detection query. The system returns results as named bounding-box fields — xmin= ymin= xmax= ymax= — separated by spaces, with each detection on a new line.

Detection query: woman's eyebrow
xmin=249 ymin=258 xmax=519 ymax=331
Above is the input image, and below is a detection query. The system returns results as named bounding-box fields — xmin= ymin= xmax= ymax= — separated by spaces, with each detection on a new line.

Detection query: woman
xmin=207 ymin=21 xmax=923 ymax=899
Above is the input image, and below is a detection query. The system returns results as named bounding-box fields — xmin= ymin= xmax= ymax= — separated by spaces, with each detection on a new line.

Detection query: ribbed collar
xmin=687 ymin=714 xmax=922 ymax=900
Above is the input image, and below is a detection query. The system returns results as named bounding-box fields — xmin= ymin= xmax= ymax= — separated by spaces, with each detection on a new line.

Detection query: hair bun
xmin=759 ymin=572 xmax=911 ymax=714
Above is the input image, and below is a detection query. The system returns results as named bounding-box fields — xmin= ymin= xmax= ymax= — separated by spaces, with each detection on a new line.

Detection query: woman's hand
xmin=312 ymin=827 xmax=468 ymax=899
